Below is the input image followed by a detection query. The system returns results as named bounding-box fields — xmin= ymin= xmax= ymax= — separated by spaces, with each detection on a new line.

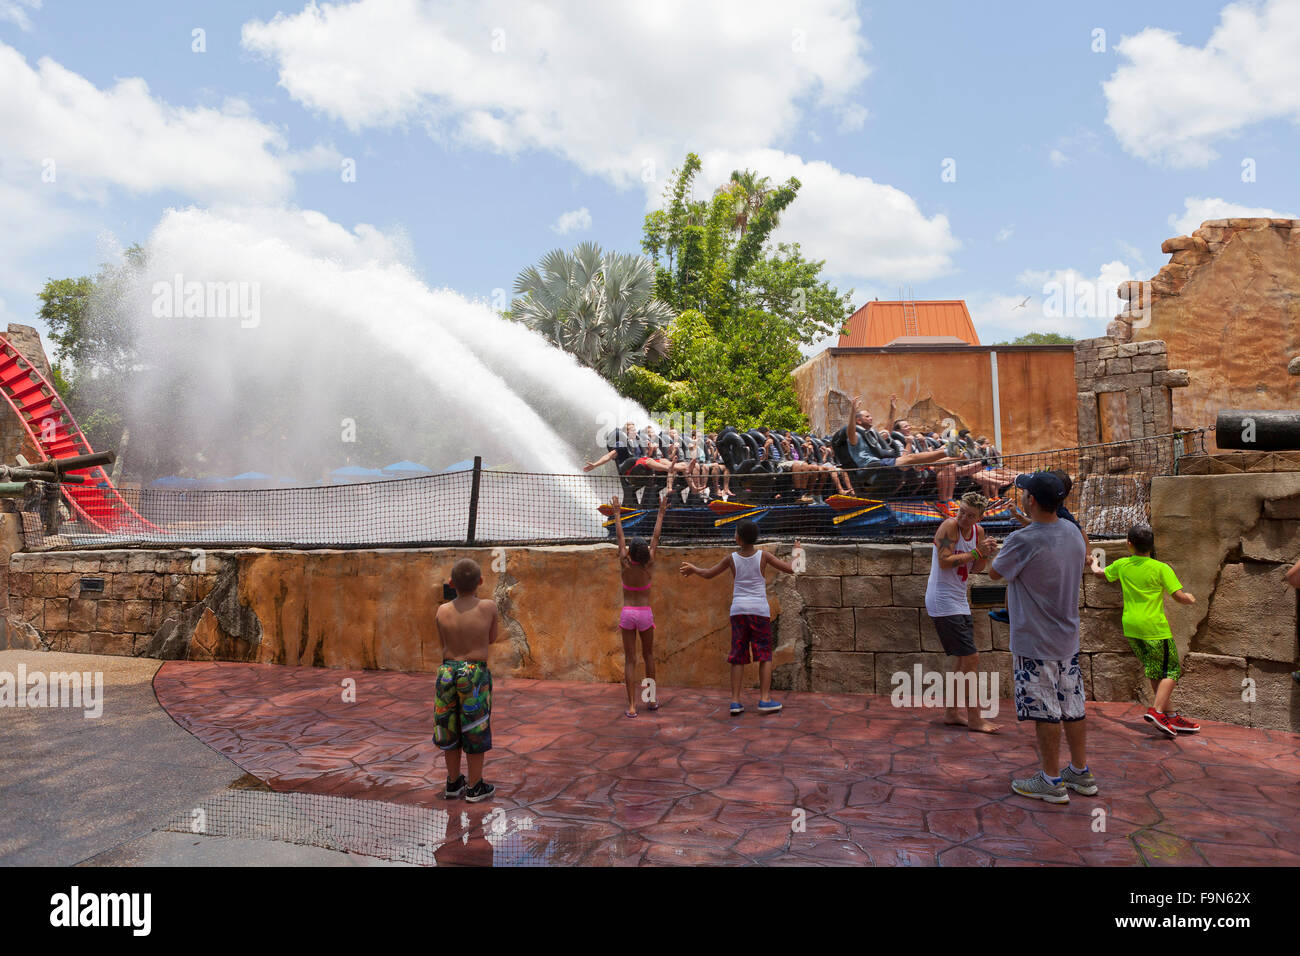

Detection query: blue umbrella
xmin=382 ymin=460 xmax=434 ymax=476
xmin=442 ymin=459 xmax=476 ymax=473
xmin=330 ymin=465 xmax=385 ymax=484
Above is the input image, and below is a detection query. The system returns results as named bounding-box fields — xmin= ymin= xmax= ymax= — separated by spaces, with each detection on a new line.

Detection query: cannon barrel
xmin=49 ymin=451 xmax=115 ymax=473
xmin=1215 ymin=410 xmax=1300 ymax=450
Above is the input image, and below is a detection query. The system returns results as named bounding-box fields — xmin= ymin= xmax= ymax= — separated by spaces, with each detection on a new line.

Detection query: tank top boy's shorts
xmin=433 ymin=660 xmax=493 ymax=755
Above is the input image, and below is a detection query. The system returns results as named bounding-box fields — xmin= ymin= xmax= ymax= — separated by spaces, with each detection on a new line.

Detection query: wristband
xmin=969 ymin=549 xmax=983 ymax=562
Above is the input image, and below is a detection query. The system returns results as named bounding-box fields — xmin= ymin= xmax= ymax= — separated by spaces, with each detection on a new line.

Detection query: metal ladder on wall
xmin=900 ymin=286 xmax=918 ymax=336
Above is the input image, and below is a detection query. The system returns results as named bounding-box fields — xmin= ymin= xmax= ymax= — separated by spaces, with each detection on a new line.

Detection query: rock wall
xmin=1114 ymin=218 xmax=1300 ymax=447
xmin=1073 ymin=338 xmax=1188 ymax=447
xmin=7 ymin=523 xmax=1290 ymax=729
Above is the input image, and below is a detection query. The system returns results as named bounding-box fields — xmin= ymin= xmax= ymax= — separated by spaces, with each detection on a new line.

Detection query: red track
xmin=0 ymin=334 xmax=162 ymax=535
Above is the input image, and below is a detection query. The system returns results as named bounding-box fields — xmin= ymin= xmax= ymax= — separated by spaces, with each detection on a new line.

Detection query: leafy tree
xmin=992 ymin=331 xmax=1076 ymax=345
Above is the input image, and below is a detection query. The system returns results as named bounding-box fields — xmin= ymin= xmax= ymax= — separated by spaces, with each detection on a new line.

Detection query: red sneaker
xmin=1167 ymin=712 xmax=1201 ymax=734
xmin=1143 ymin=708 xmax=1177 ymax=738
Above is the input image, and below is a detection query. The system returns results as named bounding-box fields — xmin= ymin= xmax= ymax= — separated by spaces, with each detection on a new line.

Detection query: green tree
xmin=993 ymin=331 xmax=1076 ymax=345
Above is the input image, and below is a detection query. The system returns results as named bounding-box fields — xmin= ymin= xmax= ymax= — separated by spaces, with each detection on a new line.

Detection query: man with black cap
xmin=989 ymin=470 xmax=1094 ymax=804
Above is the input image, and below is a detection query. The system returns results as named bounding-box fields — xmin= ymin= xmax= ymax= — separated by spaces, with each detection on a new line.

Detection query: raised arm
xmin=934 ymin=520 xmax=975 ymax=571
xmin=680 ymin=555 xmax=734 ymax=579
xmin=584 ymin=449 xmax=617 ymax=472
xmin=761 ymin=540 xmax=799 ymax=576
xmin=1172 ymin=589 xmax=1196 ymax=605
xmin=648 ymin=491 xmax=669 ymax=559
xmin=846 ymin=396 xmax=861 ymax=445
xmin=610 ymin=494 xmax=628 ymax=559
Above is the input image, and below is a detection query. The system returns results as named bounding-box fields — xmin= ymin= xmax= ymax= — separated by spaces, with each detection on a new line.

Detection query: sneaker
xmin=1167 ymin=712 xmax=1201 ymax=734
xmin=757 ymin=699 xmax=783 ymax=714
xmin=1143 ymin=708 xmax=1178 ymax=738
xmin=443 ymin=774 xmax=467 ymax=799
xmin=464 ymin=779 xmax=496 ymax=803
xmin=988 ymin=608 xmax=1010 ymax=623
xmin=729 ymin=701 xmax=744 ymax=716
xmin=1011 ymin=772 xmax=1069 ymax=804
xmin=1059 ymin=765 xmax=1098 ymax=796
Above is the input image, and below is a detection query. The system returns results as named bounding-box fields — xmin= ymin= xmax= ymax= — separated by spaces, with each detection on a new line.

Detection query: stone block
xmin=1090 ymin=651 xmax=1150 ymax=703
xmin=1084 ymin=573 xmax=1124 ymax=608
xmin=990 ymin=616 xmax=1010 ymax=650
xmin=801 ymin=543 xmax=858 ymax=576
xmin=1131 ymin=353 xmax=1165 ymax=372
xmin=807 ymin=607 xmax=855 ymax=651
xmin=89 ymin=632 xmax=135 ymax=656
xmin=910 ymin=542 xmax=933 ymax=574
xmin=854 ymin=606 xmax=920 ymax=652
xmin=1117 ymin=342 xmax=1140 ymax=357
xmin=1246 ymin=659 xmax=1300 ymax=731
xmin=889 ymin=574 xmax=928 ymax=608
xmin=67 ymin=598 xmax=96 ymax=632
xmin=1107 ymin=357 xmax=1132 ymax=375
xmin=810 ymin=651 xmax=874 ymax=694
xmin=1078 ymin=606 xmax=1129 ymax=653
xmin=1262 ymin=496 xmax=1300 ymax=520
xmin=1176 ymin=652 xmax=1248 ymax=725
xmin=1239 ymin=519 xmax=1299 ymax=563
xmin=842 ymin=575 xmax=892 ymax=607
xmin=122 ymin=599 xmax=153 ymax=633
xmin=857 ymin=544 xmax=913 ymax=575
xmin=138 ymin=575 xmax=164 ymax=599
xmin=1134 ymin=341 xmax=1166 ymax=355
xmin=1153 ymin=369 xmax=1190 ymax=388
xmin=797 ymin=575 xmax=841 ymax=607
xmin=1201 ymin=562 xmax=1297 ymax=662
xmin=126 ymin=552 xmax=157 ymax=573
xmin=45 ymin=598 xmax=68 ymax=629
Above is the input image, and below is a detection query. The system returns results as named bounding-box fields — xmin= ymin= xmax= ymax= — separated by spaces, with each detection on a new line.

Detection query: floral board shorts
xmin=1013 ymin=653 xmax=1086 ymax=723
xmin=1128 ymin=637 xmax=1181 ymax=681
xmin=728 ymin=615 xmax=773 ymax=665
xmin=433 ymin=660 xmax=493 ymax=754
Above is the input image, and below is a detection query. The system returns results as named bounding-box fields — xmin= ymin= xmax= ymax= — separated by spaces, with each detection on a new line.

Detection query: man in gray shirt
xmin=990 ymin=472 xmax=1095 ymax=804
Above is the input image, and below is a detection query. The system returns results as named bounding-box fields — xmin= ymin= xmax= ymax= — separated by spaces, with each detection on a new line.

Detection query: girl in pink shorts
xmin=611 ymin=489 xmax=669 ymax=718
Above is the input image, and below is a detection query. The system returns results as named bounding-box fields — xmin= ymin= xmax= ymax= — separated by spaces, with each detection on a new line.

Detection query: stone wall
xmin=4 ymin=487 xmax=1294 ymax=730
xmin=1073 ymin=337 xmax=1188 ymax=447
xmin=1112 ymin=218 xmax=1300 ymax=448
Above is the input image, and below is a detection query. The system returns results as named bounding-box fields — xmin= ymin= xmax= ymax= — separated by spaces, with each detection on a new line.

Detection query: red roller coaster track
xmin=0 ymin=334 xmax=162 ymax=535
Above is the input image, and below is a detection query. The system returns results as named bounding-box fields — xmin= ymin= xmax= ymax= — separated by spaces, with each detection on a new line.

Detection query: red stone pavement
xmin=152 ymin=661 xmax=1300 ymax=866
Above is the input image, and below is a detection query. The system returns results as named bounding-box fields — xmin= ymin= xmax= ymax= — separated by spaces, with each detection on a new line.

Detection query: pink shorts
xmin=618 ymin=606 xmax=655 ymax=632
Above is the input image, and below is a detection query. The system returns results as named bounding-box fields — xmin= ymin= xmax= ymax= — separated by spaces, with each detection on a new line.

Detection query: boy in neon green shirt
xmin=1090 ymin=524 xmax=1197 ymax=738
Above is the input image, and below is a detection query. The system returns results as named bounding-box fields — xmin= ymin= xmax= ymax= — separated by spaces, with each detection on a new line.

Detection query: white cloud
xmin=242 ymin=0 xmax=870 ymax=188
xmin=1048 ymin=149 xmax=1068 ymax=167
xmin=696 ymin=149 xmax=959 ymax=283
xmin=551 ymin=207 xmax=592 ymax=235
xmin=1103 ymin=0 xmax=1300 ymax=168
xmin=969 ymin=260 xmax=1136 ymax=342
xmin=836 ymin=103 xmax=869 ymax=132
xmin=0 ymin=40 xmax=338 ymax=203
xmin=0 ymin=0 xmax=40 ymax=31
xmin=1168 ymin=196 xmax=1295 ymax=235
xmin=996 ymin=225 xmax=1014 ymax=242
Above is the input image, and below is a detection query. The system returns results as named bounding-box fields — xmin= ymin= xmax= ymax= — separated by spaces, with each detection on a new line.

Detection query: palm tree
xmin=512 ymin=242 xmax=675 ymax=380
xmin=715 ymin=169 xmax=772 ymax=236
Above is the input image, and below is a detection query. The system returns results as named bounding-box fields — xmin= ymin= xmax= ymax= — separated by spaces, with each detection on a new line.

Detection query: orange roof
xmin=838 ymin=300 xmax=980 ymax=348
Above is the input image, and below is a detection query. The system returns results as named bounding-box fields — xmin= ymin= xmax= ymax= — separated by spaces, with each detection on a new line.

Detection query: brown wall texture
xmin=792 ymin=345 xmax=1077 ymax=453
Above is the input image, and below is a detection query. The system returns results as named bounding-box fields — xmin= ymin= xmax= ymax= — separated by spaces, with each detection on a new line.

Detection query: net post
xmin=466 ymin=456 xmax=482 ymax=544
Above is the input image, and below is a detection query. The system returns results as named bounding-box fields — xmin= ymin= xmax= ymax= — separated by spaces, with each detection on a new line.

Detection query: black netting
xmin=23 ymin=431 xmax=1206 ymax=550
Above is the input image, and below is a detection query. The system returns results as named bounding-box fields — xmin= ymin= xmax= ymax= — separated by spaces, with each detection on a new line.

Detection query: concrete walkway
xmin=0 ymin=651 xmax=406 ymax=866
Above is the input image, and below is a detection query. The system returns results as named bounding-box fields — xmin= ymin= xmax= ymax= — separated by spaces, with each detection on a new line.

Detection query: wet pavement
xmin=152 ymin=661 xmax=1300 ymax=866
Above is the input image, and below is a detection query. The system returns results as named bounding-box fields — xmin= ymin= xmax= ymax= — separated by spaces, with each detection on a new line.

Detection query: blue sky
xmin=2 ymin=0 xmax=1297 ymax=359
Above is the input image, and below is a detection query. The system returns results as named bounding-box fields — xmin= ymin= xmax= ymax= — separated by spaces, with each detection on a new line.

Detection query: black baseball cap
xmin=1015 ymin=471 xmax=1066 ymax=509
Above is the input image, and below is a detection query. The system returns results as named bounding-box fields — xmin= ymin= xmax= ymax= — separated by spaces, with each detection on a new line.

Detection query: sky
xmin=2 ymin=0 xmax=1298 ymax=361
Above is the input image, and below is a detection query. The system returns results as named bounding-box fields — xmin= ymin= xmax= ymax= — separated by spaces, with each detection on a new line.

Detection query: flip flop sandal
xmin=625 ymin=709 xmax=638 ymax=719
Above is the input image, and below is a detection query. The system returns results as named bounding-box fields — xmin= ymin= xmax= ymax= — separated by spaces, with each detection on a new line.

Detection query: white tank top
xmin=924 ymin=523 xmax=977 ymax=617
xmin=729 ymin=551 xmax=770 ymax=617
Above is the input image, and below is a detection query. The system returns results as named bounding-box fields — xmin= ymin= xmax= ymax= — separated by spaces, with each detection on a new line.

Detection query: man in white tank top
xmin=924 ymin=491 xmax=999 ymax=732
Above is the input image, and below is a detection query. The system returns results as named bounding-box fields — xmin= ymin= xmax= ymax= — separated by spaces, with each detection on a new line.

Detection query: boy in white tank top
xmin=924 ymin=491 xmax=1000 ymax=733
xmin=680 ymin=520 xmax=798 ymax=716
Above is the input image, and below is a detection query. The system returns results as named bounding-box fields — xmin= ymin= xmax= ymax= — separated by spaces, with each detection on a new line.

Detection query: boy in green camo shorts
xmin=433 ymin=558 xmax=502 ymax=802
xmin=1090 ymin=524 xmax=1198 ymax=739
